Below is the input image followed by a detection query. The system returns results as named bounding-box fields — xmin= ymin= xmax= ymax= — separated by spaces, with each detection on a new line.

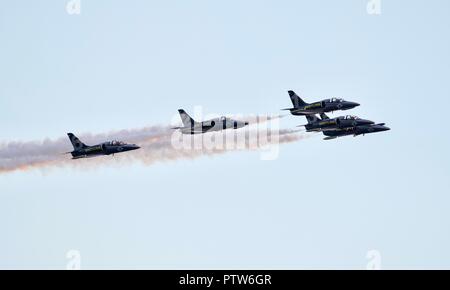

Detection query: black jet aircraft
xmin=322 ymin=123 xmax=390 ymax=140
xmin=173 ymin=109 xmax=249 ymax=134
xmin=66 ymin=133 xmax=140 ymax=159
xmin=301 ymin=113 xmax=374 ymax=132
xmin=283 ymin=90 xmax=360 ymax=116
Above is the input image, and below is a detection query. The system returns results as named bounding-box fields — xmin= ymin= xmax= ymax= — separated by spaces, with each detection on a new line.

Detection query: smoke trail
xmin=235 ymin=113 xmax=287 ymax=125
xmin=0 ymin=117 xmax=308 ymax=174
xmin=127 ymin=128 xmax=307 ymax=166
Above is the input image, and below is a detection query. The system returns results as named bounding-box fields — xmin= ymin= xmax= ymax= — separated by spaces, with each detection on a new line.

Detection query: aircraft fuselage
xmin=323 ymin=123 xmax=390 ymax=140
xmin=289 ymin=99 xmax=360 ymax=116
xmin=179 ymin=118 xmax=248 ymax=135
xmin=305 ymin=117 xmax=374 ymax=132
xmin=70 ymin=143 xmax=140 ymax=159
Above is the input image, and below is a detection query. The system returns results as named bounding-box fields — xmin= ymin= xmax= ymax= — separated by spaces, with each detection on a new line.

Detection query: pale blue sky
xmin=1 ymin=0 xmax=450 ymax=269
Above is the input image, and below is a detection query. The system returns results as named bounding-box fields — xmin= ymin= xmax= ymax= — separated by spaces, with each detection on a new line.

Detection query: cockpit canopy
xmin=330 ymin=98 xmax=343 ymax=103
xmin=107 ymin=140 xmax=126 ymax=146
xmin=343 ymin=115 xmax=358 ymax=120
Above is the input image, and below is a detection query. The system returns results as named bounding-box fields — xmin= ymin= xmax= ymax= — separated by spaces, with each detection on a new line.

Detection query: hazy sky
xmin=1 ymin=0 xmax=450 ymax=269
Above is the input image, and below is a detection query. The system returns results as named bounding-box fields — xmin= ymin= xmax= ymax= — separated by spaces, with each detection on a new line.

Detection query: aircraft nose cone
xmin=342 ymin=101 xmax=360 ymax=110
xmin=130 ymin=144 xmax=140 ymax=150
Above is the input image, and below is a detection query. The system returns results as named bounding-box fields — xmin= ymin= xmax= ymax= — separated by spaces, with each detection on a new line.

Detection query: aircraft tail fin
xmin=178 ymin=109 xmax=196 ymax=127
xmin=67 ymin=133 xmax=87 ymax=151
xmin=320 ymin=113 xmax=330 ymax=120
xmin=288 ymin=90 xmax=307 ymax=108
xmin=305 ymin=115 xmax=320 ymax=124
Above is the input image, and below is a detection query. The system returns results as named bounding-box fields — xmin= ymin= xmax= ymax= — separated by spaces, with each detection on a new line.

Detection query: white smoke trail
xmin=0 ymin=117 xmax=308 ymax=174
xmin=0 ymin=125 xmax=170 ymax=173
xmin=234 ymin=113 xmax=288 ymax=125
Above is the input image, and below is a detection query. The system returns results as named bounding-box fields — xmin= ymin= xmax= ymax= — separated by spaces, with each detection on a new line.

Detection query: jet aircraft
xmin=173 ymin=109 xmax=249 ymax=134
xmin=302 ymin=113 xmax=374 ymax=132
xmin=322 ymin=123 xmax=390 ymax=140
xmin=283 ymin=90 xmax=360 ymax=116
xmin=66 ymin=133 xmax=140 ymax=159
